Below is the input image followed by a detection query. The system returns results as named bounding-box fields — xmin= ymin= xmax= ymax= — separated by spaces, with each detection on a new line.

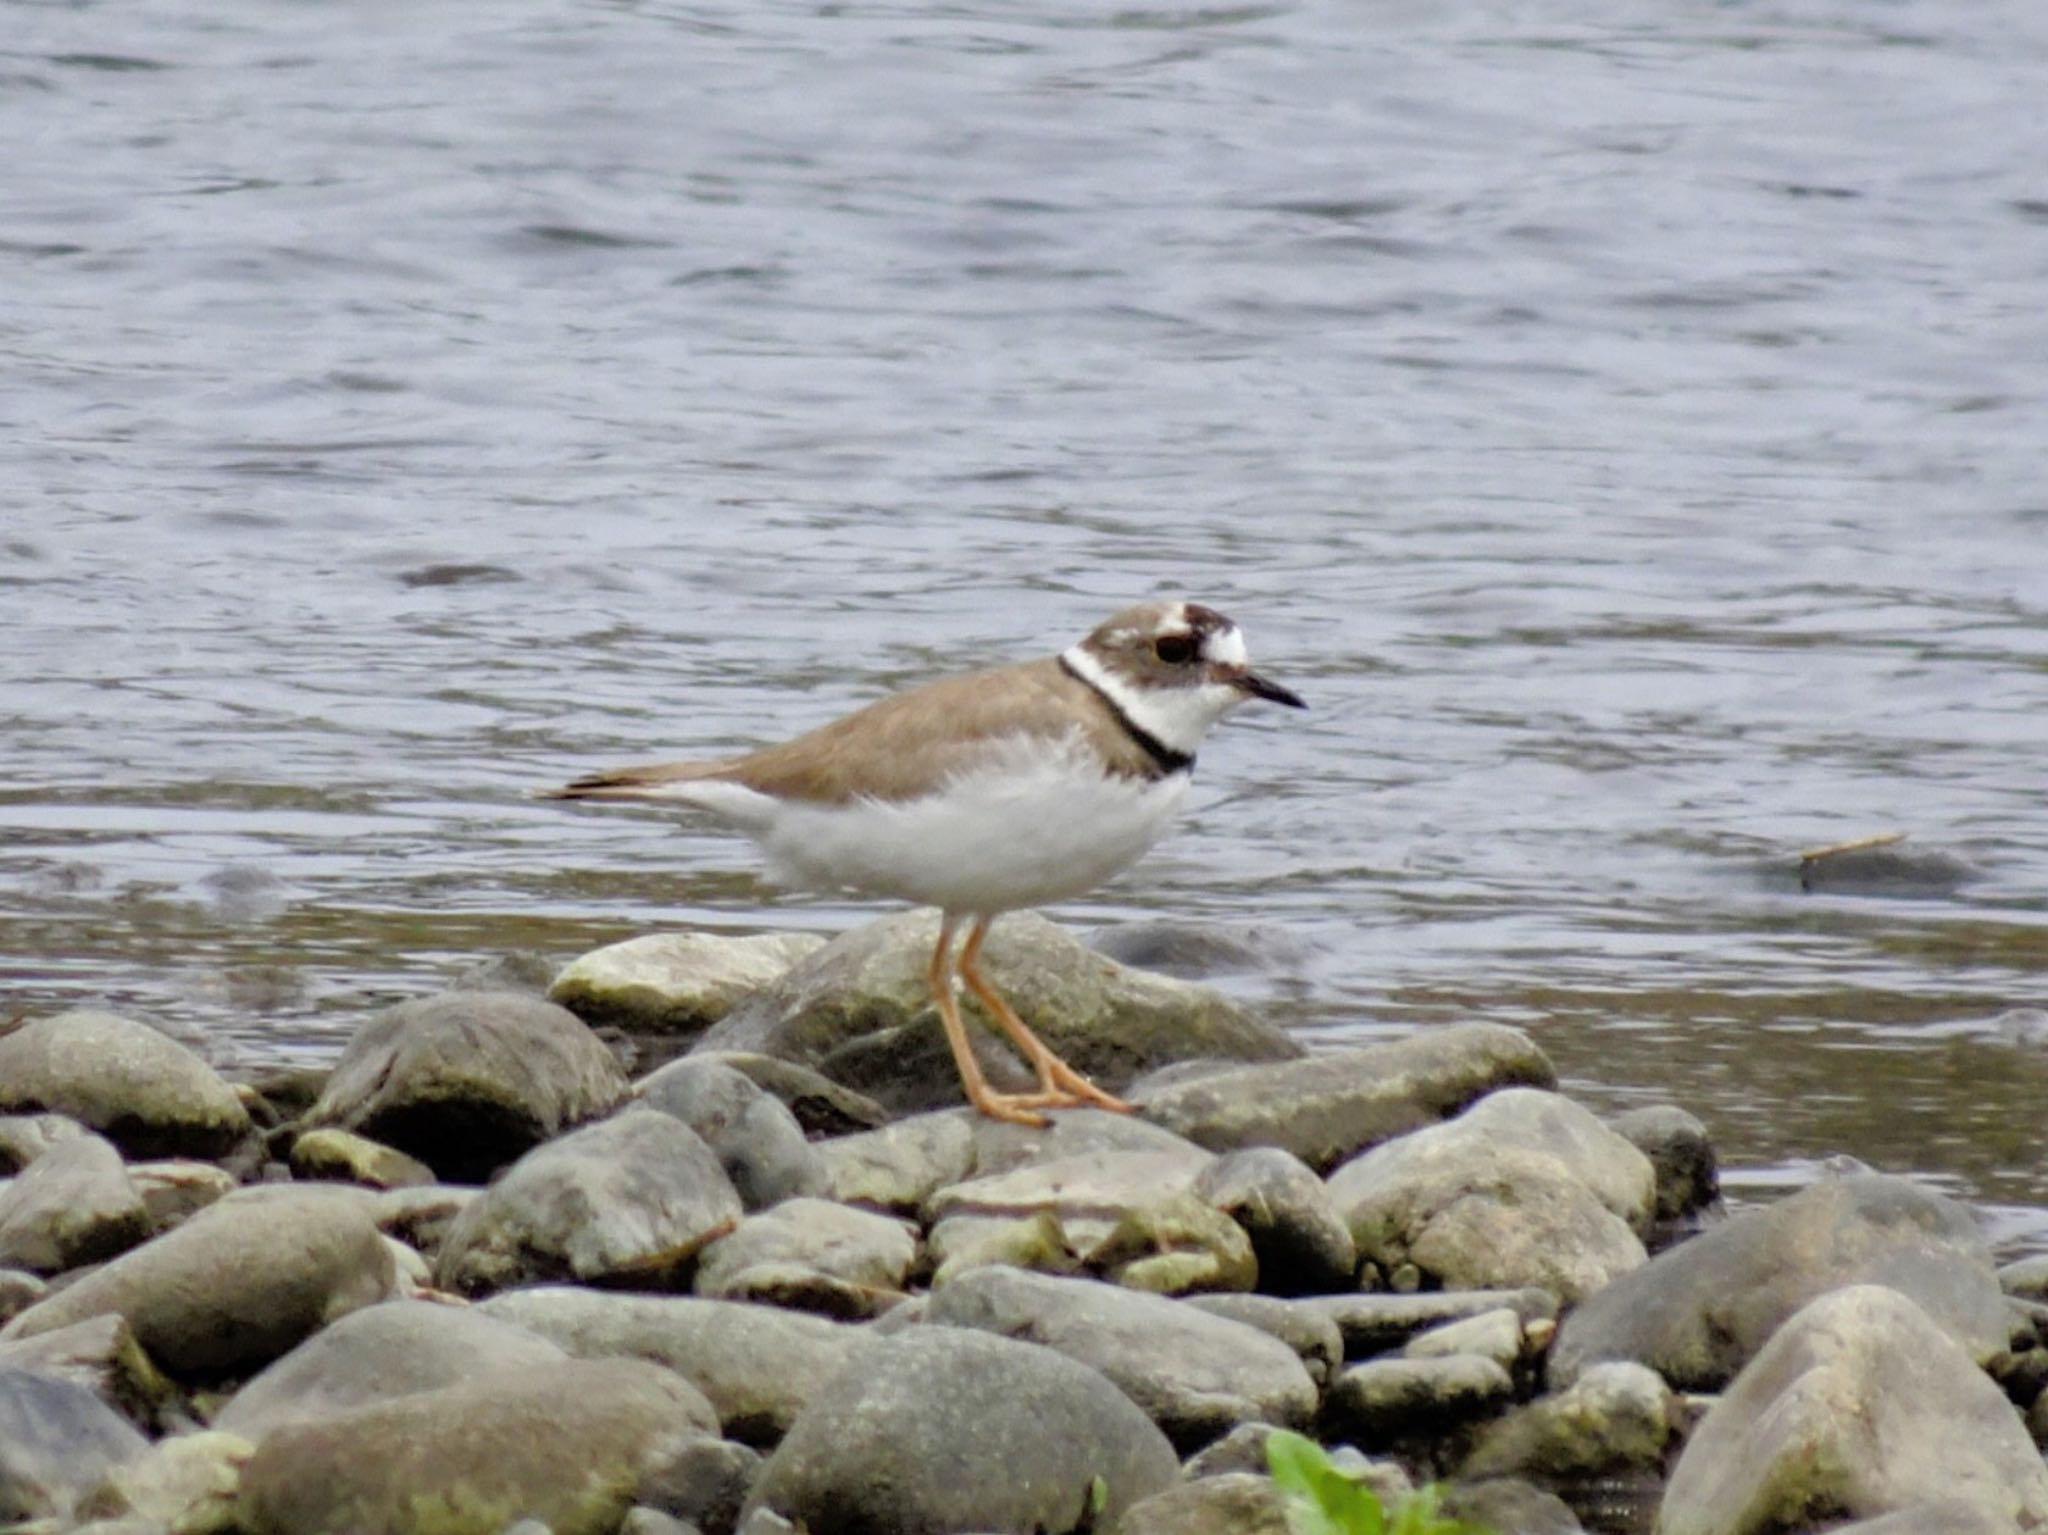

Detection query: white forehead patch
xmin=1202 ymin=625 xmax=1249 ymax=667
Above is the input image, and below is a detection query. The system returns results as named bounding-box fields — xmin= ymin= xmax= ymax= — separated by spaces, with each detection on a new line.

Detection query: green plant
xmin=1264 ymin=1428 xmax=1491 ymax=1535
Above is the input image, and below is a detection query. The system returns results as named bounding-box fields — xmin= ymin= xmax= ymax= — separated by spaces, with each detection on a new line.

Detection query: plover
xmin=549 ymin=599 xmax=1304 ymax=1125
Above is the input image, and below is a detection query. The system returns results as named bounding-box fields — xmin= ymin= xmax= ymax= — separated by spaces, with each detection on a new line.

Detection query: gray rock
xmin=1607 ymin=1104 xmax=1718 ymax=1227
xmin=306 ymin=990 xmax=629 ymax=1182
xmin=637 ymin=1057 xmax=826 ymax=1210
xmin=0 ymin=1186 xmax=398 ymax=1378
xmin=1445 ymin=1479 xmax=1588 ymax=1535
xmin=638 ymin=1435 xmax=759 ymax=1535
xmin=0 ymin=1368 xmax=149 ymax=1524
xmin=1115 ymin=1472 xmax=1291 ymax=1535
xmin=289 ymin=1126 xmax=436 ymax=1189
xmin=0 ymin=1314 xmax=178 ymax=1432
xmin=1323 ymin=1354 xmax=1516 ymax=1444
xmin=125 ymin=1158 xmax=238 ymax=1231
xmin=0 ymin=1112 xmax=90 ymax=1172
xmin=69 ymin=1429 xmax=250 ymax=1532
xmin=1194 ymin=1146 xmax=1357 ymax=1296
xmin=552 ymin=931 xmax=826 ymax=1039
xmin=0 ymin=1132 xmax=149 ymax=1274
xmin=1181 ymin=1293 xmax=1344 ymax=1387
xmin=479 ymin=1285 xmax=861 ymax=1447
xmin=234 ymin=1357 xmax=721 ymax=1535
xmin=0 ymin=1269 xmax=44 ymax=1326
xmin=1136 ymin=1024 xmax=1555 ymax=1172
xmin=0 ymin=1010 xmax=251 ymax=1159
xmin=1461 ymin=1361 xmax=1675 ymax=1482
xmin=1329 ymin=1136 xmax=1646 ymax=1305
xmin=1089 ymin=918 xmax=1312 ymax=979
xmin=436 ymin=1108 xmax=742 ymax=1296
xmin=1999 ymin=1251 xmax=2048 ymax=1303
xmin=698 ymin=1051 xmax=890 ymax=1137
xmin=1659 ymin=1285 xmax=2048 ymax=1535
xmin=1300 ymin=1289 xmax=1560 ymax=1358
xmin=1552 ymin=1171 xmax=2020 ymax=1390
xmin=1403 ymin=1307 xmax=1527 ymax=1373
xmin=927 ymin=1265 xmax=1317 ymax=1450
xmin=694 ymin=1198 xmax=917 ymax=1319
xmin=928 ymin=1148 xmax=1252 ymax=1294
xmin=214 ymin=1297 xmax=586 ymax=1439
xmin=696 ymin=910 xmax=1298 ymax=1113
xmin=746 ymin=1326 xmax=1178 ymax=1532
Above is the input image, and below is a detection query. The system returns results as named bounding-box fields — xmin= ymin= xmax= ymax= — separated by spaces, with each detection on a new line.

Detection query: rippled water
xmin=5 ymin=0 xmax=2046 ymax=1222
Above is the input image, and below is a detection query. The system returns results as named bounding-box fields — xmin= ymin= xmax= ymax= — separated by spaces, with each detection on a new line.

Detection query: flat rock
xmin=0 ymin=1186 xmax=398 ymax=1378
xmin=305 ymin=990 xmax=629 ymax=1182
xmin=0 ymin=1367 xmax=150 ymax=1524
xmin=436 ymin=1108 xmax=742 ymax=1296
xmin=214 ymin=1298 xmax=587 ymax=1439
xmin=1551 ymin=1171 xmax=2019 ymax=1390
xmin=1194 ymin=1146 xmax=1357 ymax=1295
xmin=478 ymin=1285 xmax=862 ymax=1447
xmin=927 ymin=1264 xmax=1317 ymax=1450
xmin=927 ymin=1147 xmax=1253 ymax=1293
xmin=0 ymin=1010 xmax=251 ymax=1159
xmin=693 ymin=1197 xmax=917 ymax=1319
xmin=289 ymin=1127 xmax=436 ymax=1190
xmin=1323 ymin=1354 xmax=1516 ymax=1444
xmin=234 ymin=1357 xmax=720 ymax=1535
xmin=1659 ymin=1285 xmax=2048 ymax=1535
xmin=126 ymin=1159 xmax=238 ymax=1231
xmin=0 ymin=1314 xmax=178 ymax=1432
xmin=695 ymin=910 xmax=1299 ymax=1113
xmin=637 ymin=1056 xmax=825 ymax=1210
xmin=1300 ymin=1289 xmax=1560 ymax=1357
xmin=1403 ymin=1307 xmax=1528 ymax=1373
xmin=1181 ymin=1293 xmax=1344 ymax=1388
xmin=746 ymin=1326 xmax=1178 ymax=1533
xmin=1327 ymin=1092 xmax=1651 ymax=1303
xmin=551 ymin=931 xmax=826 ymax=1038
xmin=0 ymin=1132 xmax=150 ymax=1274
xmin=1135 ymin=1023 xmax=1555 ymax=1172
xmin=1115 ymin=1472 xmax=1291 ymax=1535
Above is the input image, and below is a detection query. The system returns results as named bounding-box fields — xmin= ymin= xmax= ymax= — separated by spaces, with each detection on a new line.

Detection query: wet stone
xmin=0 ymin=1010 xmax=251 ymax=1160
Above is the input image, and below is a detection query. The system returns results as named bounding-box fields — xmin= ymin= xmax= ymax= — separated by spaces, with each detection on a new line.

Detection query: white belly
xmin=748 ymin=742 xmax=1191 ymax=916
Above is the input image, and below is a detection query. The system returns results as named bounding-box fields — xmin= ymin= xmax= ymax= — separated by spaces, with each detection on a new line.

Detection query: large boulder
xmin=551 ymin=930 xmax=825 ymax=1039
xmin=304 ymin=991 xmax=629 ymax=1182
xmin=1552 ymin=1172 xmax=2017 ymax=1389
xmin=746 ymin=1326 xmax=1178 ymax=1532
xmin=436 ymin=1108 xmax=742 ymax=1296
xmin=926 ymin=1265 xmax=1317 ymax=1450
xmin=1135 ymin=1024 xmax=1554 ymax=1171
xmin=233 ymin=1358 xmax=720 ymax=1535
xmin=213 ymin=1299 xmax=582 ymax=1439
xmin=0 ymin=1010 xmax=250 ymax=1159
xmin=695 ymin=910 xmax=1299 ymax=1112
xmin=1658 ymin=1285 xmax=2048 ymax=1535
xmin=478 ymin=1286 xmax=861 ymax=1447
xmin=1326 ymin=1089 xmax=1651 ymax=1303
xmin=0 ymin=1187 xmax=398 ymax=1378
xmin=0 ymin=1132 xmax=150 ymax=1274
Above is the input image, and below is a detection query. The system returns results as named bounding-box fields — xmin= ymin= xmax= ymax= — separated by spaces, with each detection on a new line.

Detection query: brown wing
xmin=548 ymin=655 xmax=1161 ymax=807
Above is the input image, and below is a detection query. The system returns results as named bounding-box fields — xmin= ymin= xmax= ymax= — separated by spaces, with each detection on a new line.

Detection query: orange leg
xmin=927 ymin=914 xmax=1051 ymax=1127
xmin=957 ymin=916 xmax=1134 ymax=1115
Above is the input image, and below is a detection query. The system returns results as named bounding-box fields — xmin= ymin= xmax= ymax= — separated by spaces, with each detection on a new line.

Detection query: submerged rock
xmin=305 ymin=990 xmax=629 ymax=1182
xmin=478 ymin=1286 xmax=862 ymax=1447
xmin=435 ymin=1108 xmax=742 ymax=1296
xmin=1552 ymin=1171 xmax=2017 ymax=1389
xmin=926 ymin=1264 xmax=1316 ymax=1450
xmin=0 ymin=1009 xmax=251 ymax=1160
xmin=0 ymin=1187 xmax=398 ymax=1378
xmin=695 ymin=910 xmax=1299 ymax=1113
xmin=746 ymin=1326 xmax=1178 ymax=1533
xmin=1135 ymin=1023 xmax=1554 ymax=1171
xmin=551 ymin=931 xmax=826 ymax=1039
xmin=1659 ymin=1285 xmax=2048 ymax=1535
xmin=233 ymin=1357 xmax=719 ymax=1535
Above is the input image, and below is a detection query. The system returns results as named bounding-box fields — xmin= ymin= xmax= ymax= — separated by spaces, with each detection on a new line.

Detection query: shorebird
xmin=549 ymin=599 xmax=1303 ymax=1124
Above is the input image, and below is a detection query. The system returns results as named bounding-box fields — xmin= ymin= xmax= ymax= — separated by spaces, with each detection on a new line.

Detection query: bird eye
xmin=1153 ymin=634 xmax=1198 ymax=665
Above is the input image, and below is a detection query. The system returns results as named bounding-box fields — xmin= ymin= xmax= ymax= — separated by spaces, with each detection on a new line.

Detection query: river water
xmin=4 ymin=0 xmax=2046 ymax=1230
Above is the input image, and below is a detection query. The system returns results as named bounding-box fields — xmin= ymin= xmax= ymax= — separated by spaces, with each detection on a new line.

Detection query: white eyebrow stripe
xmin=1204 ymin=626 xmax=1248 ymax=666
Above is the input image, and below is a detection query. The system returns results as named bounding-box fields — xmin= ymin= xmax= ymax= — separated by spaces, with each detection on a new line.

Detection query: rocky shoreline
xmin=3 ymin=909 xmax=2046 ymax=1535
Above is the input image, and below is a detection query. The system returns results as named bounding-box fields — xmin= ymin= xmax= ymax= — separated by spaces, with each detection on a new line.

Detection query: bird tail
xmin=542 ymin=760 xmax=729 ymax=803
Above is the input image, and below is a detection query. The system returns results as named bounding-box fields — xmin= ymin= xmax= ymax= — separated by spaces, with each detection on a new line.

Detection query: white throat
xmin=1061 ymin=642 xmax=1243 ymax=758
